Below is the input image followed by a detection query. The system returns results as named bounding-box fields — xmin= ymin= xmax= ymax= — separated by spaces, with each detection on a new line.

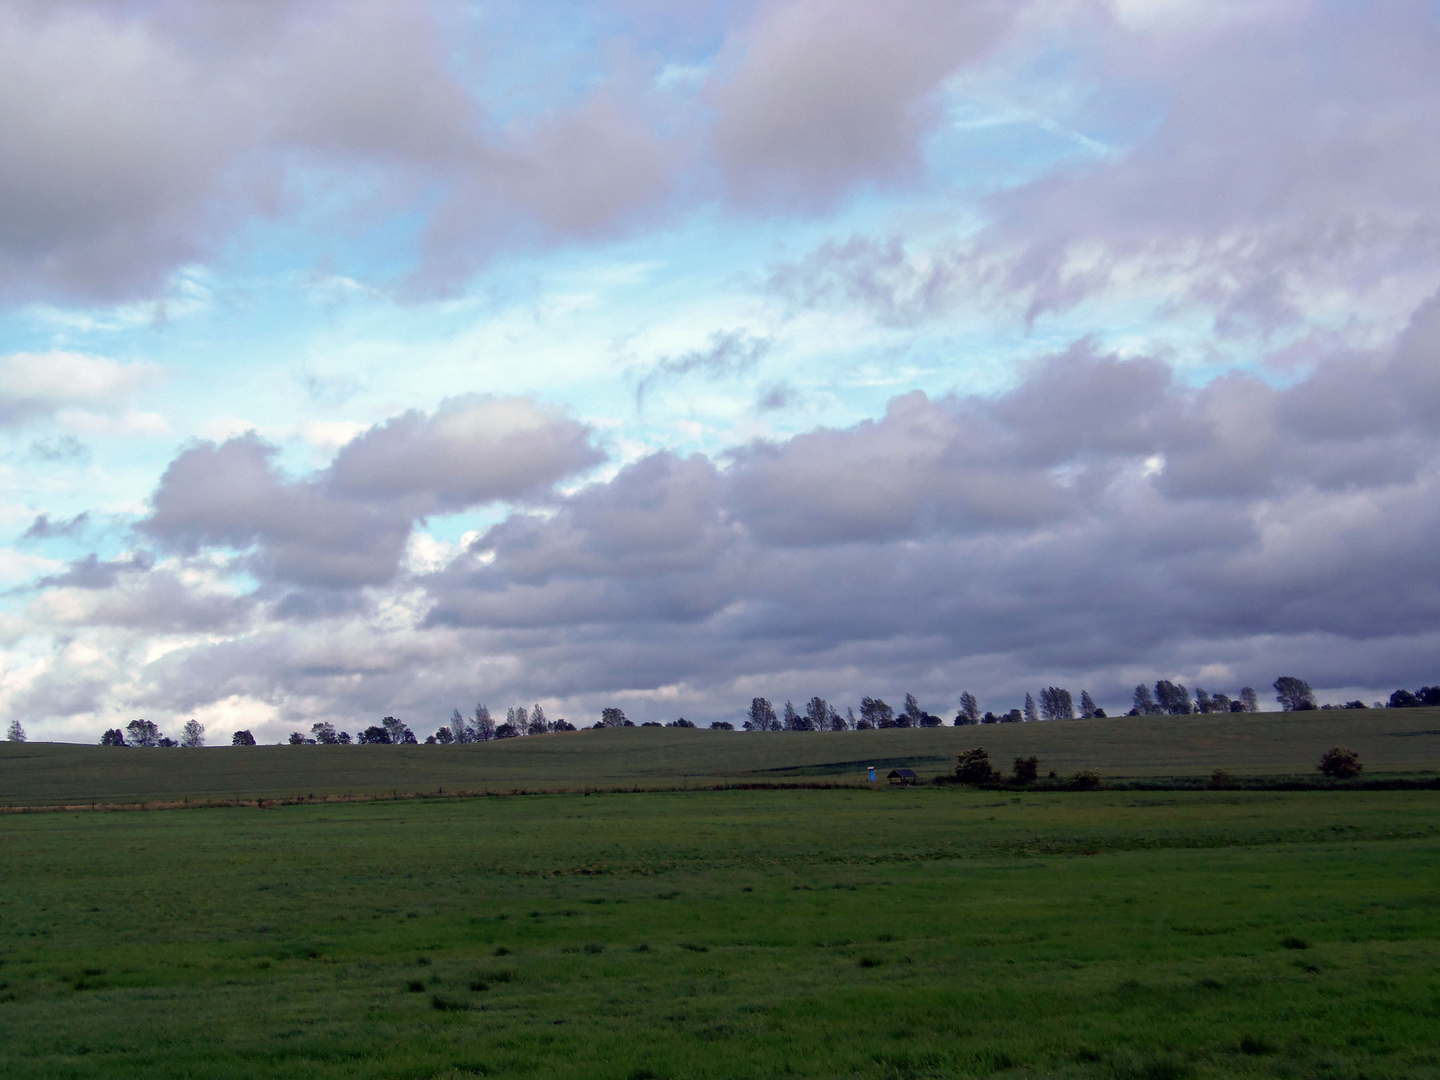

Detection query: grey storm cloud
xmin=414 ymin=296 xmax=1440 ymax=713
xmin=139 ymin=396 xmax=603 ymax=590
xmin=24 ymin=298 xmax=1440 ymax=731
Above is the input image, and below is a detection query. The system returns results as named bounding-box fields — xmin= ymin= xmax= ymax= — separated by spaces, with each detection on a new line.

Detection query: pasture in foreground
xmin=2 ymin=787 xmax=1438 ymax=1079
xmin=3 ymin=707 xmax=1440 ymax=807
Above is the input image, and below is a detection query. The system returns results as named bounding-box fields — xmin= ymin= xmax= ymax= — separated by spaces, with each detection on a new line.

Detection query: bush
xmin=1209 ymin=768 xmax=1230 ymax=789
xmin=1070 ymin=769 xmax=1101 ymax=791
xmin=1318 ymin=746 xmax=1361 ymax=779
xmin=955 ymin=748 xmax=994 ymax=783
xmin=709 ymin=721 xmax=734 ymax=730
xmin=1012 ymin=756 xmax=1039 ymax=784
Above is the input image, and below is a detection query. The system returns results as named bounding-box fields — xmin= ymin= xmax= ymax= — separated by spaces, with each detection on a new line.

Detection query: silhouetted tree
xmin=311 ymin=722 xmax=341 ymax=745
xmin=1024 ymin=693 xmax=1038 ymax=723
xmin=528 ymin=705 xmax=550 ymax=735
xmin=381 ymin=717 xmax=416 ymax=743
xmin=1039 ymin=688 xmax=1074 ymax=722
xmin=433 ymin=726 xmax=454 ymax=744
xmin=231 ymin=730 xmax=256 ymax=746
xmin=357 ymin=725 xmax=391 ymax=744
xmin=101 ymin=728 xmax=127 ymax=746
xmin=710 ymin=721 xmax=734 ymax=730
xmin=1420 ymin=686 xmax=1440 ymax=706
xmin=448 ymin=708 xmax=471 ymax=744
xmin=1274 ymin=676 xmax=1317 ymax=712
xmin=1193 ymin=688 xmax=1213 ymax=714
xmin=1013 ymin=756 xmax=1039 ymax=784
xmin=1238 ymin=687 xmax=1259 ymax=713
xmin=1209 ymin=692 xmax=1232 ymax=713
xmin=783 ymin=700 xmax=803 ymax=730
xmin=494 ymin=722 xmax=520 ymax=739
xmin=474 ymin=705 xmax=496 ymax=741
xmin=746 ymin=698 xmax=778 ymax=731
xmin=1132 ymin=684 xmax=1160 ymax=715
xmin=289 ymin=731 xmax=313 ymax=745
xmin=958 ymin=691 xmax=980 ymax=725
xmin=1154 ymin=681 xmax=1191 ymax=715
xmin=126 ymin=719 xmax=161 ymax=747
xmin=553 ymin=719 xmax=577 ymax=732
xmin=6 ymin=720 xmax=26 ymax=743
xmin=1388 ymin=689 xmax=1420 ymax=708
xmin=597 ymin=707 xmax=628 ymax=729
xmin=1079 ymin=690 xmax=1098 ymax=719
xmin=999 ymin=708 xmax=1023 ymax=723
xmin=804 ymin=697 xmax=829 ymax=732
xmin=859 ymin=696 xmax=894 ymax=729
xmin=827 ymin=705 xmax=846 ymax=731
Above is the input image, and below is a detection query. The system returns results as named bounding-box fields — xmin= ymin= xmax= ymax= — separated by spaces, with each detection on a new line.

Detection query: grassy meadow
xmin=2 ymin=785 xmax=1440 ymax=1078
xmin=3 ymin=707 xmax=1440 ymax=807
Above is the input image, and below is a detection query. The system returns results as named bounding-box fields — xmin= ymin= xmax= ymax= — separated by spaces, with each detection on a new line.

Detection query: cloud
xmin=139 ymin=396 xmax=603 ymax=590
xmin=0 ymin=352 xmax=158 ymax=425
xmin=709 ymin=0 xmax=1018 ymax=207
xmin=635 ymin=330 xmax=773 ymax=407
xmin=22 ymin=512 xmax=90 ymax=541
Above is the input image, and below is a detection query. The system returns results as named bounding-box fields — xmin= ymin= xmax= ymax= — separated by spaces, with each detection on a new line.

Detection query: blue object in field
xmin=868 ymin=766 xmax=876 ymax=782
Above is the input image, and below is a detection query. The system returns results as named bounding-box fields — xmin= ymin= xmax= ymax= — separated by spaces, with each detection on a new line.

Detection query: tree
xmin=1154 ymin=680 xmax=1191 ymax=715
xmin=999 ymin=708 xmax=1023 ymax=723
xmin=1193 ymin=688 xmax=1213 ymax=714
xmin=231 ymin=729 xmax=256 ymax=746
xmin=827 ymin=706 xmax=846 ymax=731
xmin=1318 ymin=746 xmax=1361 ymax=779
xmin=381 ymin=716 xmax=416 ymax=743
xmin=1132 ymin=684 xmax=1160 ymax=715
xmin=1420 ymin=686 xmax=1440 ymax=706
xmin=902 ymin=693 xmax=924 ymax=727
xmin=1013 ymin=756 xmax=1039 ymax=784
xmin=745 ymin=698 xmax=778 ymax=732
xmin=1273 ymin=676 xmax=1317 ymax=712
xmin=357 ymin=725 xmax=391 ymax=744
xmin=179 ymin=719 xmax=205 ymax=748
xmin=1079 ymin=690 xmax=1098 ymax=719
xmin=1239 ymin=687 xmax=1259 ymax=713
xmin=782 ymin=701 xmax=803 ymax=730
xmin=528 ymin=705 xmax=550 ymax=736
xmin=553 ymin=719 xmax=577 ymax=732
xmin=1039 ymin=688 xmax=1074 ymax=722
xmin=494 ymin=722 xmax=520 ymax=738
xmin=433 ymin=726 xmax=455 ymax=744
xmin=1023 ymin=693 xmax=1038 ymax=723
xmin=101 ymin=728 xmax=126 ymax=746
xmin=666 ymin=717 xmax=696 ymax=728
xmin=311 ymin=722 xmax=341 ymax=745
xmin=474 ymin=705 xmax=496 ymax=741
xmin=507 ymin=706 xmax=528 ymax=735
xmin=710 ymin=720 xmax=734 ymax=730
xmin=859 ymin=697 xmax=894 ymax=729
xmin=6 ymin=720 xmax=26 ymax=743
xmin=448 ymin=708 xmax=471 ymax=744
xmin=126 ymin=719 xmax=161 ymax=748
xmin=955 ymin=748 xmax=994 ymax=783
xmin=981 ymin=712 xmax=998 ymax=724
xmin=1209 ymin=693 xmax=1232 ymax=714
xmin=597 ymin=707 xmax=628 ymax=729
xmin=958 ymin=692 xmax=980 ymax=725
xmin=1388 ymin=689 xmax=1420 ymax=708
xmin=288 ymin=732 xmax=311 ymax=745
xmin=804 ymin=697 xmax=829 ymax=732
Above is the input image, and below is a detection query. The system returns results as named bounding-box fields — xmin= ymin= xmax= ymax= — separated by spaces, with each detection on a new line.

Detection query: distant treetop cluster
xmin=84 ymin=675 xmax=1440 ymax=748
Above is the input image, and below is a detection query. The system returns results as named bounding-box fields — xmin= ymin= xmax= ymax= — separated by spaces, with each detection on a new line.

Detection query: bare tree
xmin=449 ymin=708 xmax=472 ymax=744
xmin=474 ymin=704 xmax=496 ymax=740
xmin=746 ymin=698 xmax=778 ymax=731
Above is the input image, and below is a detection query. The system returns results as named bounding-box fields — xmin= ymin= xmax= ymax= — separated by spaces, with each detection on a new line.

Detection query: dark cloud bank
xmin=34 ymin=301 xmax=1440 ymax=731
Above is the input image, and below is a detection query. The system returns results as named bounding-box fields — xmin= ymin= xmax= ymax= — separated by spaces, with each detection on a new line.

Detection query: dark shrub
xmin=709 ymin=721 xmax=734 ymax=730
xmin=955 ymin=747 xmax=994 ymax=783
xmin=1318 ymin=746 xmax=1361 ymax=779
xmin=1013 ymin=756 xmax=1039 ymax=784
xmin=1071 ymin=769 xmax=1101 ymax=791
xmin=1209 ymin=768 xmax=1230 ymax=789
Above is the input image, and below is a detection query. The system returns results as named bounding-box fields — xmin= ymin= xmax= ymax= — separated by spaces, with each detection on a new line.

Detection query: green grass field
xmin=4 ymin=708 xmax=1440 ymax=807
xmin=2 ymin=786 xmax=1439 ymax=1078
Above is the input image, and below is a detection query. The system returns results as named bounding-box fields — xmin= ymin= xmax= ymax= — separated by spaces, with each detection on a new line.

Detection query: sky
xmin=4 ymin=0 xmax=1440 ymax=742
